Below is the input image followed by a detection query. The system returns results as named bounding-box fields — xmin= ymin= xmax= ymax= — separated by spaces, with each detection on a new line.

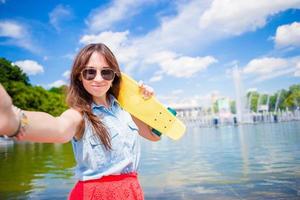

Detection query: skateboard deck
xmin=117 ymin=73 xmax=186 ymax=140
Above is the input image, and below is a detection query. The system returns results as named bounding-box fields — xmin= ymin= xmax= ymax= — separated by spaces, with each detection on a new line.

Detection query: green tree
xmin=0 ymin=58 xmax=30 ymax=87
xmin=282 ymin=84 xmax=300 ymax=110
xmin=230 ymin=100 xmax=236 ymax=114
xmin=279 ymin=89 xmax=290 ymax=110
xmin=212 ymin=101 xmax=218 ymax=113
xmin=0 ymin=58 xmax=68 ymax=116
xmin=269 ymin=94 xmax=277 ymax=112
xmin=49 ymin=85 xmax=68 ymax=95
xmin=246 ymin=91 xmax=259 ymax=112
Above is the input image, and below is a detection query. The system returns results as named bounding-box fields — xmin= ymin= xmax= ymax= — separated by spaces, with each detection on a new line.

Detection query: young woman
xmin=0 ymin=43 xmax=161 ymax=199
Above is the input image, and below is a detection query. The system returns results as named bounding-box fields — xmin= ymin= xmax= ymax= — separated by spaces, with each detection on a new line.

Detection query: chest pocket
xmin=88 ymin=134 xmax=109 ymax=169
xmin=87 ymin=124 xmax=124 ymax=169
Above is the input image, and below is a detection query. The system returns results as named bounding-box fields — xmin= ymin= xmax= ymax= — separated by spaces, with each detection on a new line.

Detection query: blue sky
xmin=0 ymin=0 xmax=300 ymax=108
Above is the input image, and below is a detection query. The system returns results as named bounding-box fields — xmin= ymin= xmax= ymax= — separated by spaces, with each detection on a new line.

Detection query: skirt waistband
xmin=79 ymin=172 xmax=138 ymax=183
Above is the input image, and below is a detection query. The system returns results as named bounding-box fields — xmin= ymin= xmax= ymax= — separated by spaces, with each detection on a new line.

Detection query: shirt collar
xmin=91 ymin=94 xmax=119 ymax=110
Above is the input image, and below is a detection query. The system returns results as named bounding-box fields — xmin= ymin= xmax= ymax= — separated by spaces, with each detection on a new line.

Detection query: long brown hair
xmin=67 ymin=43 xmax=122 ymax=150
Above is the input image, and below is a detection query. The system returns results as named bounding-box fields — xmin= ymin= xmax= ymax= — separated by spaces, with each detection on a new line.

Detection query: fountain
xmin=175 ymin=66 xmax=300 ymax=127
xmin=275 ymin=90 xmax=281 ymax=113
xmin=232 ymin=65 xmax=251 ymax=123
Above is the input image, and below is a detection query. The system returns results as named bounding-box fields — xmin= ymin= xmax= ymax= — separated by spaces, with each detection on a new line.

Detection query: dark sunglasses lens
xmin=82 ymin=68 xmax=97 ymax=80
xmin=101 ymin=69 xmax=115 ymax=80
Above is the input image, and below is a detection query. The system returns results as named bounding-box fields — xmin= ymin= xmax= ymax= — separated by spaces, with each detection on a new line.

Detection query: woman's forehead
xmin=86 ymin=52 xmax=109 ymax=67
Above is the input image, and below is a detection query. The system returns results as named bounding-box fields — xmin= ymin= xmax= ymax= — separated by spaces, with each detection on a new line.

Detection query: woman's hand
xmin=138 ymin=81 xmax=154 ymax=100
xmin=136 ymin=82 xmax=161 ymax=141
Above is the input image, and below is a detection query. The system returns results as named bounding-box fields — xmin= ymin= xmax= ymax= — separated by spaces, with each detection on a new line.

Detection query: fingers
xmin=138 ymin=81 xmax=154 ymax=100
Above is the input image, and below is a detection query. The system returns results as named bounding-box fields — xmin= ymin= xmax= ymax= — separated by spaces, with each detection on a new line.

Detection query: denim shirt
xmin=71 ymin=95 xmax=141 ymax=181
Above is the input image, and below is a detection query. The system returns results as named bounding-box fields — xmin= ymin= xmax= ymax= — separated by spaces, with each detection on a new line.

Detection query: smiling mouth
xmin=91 ymin=84 xmax=107 ymax=87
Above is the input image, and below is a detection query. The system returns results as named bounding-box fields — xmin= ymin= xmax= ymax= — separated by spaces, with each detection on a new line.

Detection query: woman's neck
xmin=93 ymin=95 xmax=110 ymax=108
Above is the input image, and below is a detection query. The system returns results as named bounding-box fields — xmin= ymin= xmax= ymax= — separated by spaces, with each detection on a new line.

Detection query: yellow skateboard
xmin=117 ymin=73 xmax=186 ymax=140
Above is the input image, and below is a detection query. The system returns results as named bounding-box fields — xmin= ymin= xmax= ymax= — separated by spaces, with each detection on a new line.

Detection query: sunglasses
xmin=81 ymin=67 xmax=116 ymax=81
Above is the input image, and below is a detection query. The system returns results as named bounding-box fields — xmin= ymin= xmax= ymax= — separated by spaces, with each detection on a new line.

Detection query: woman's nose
xmin=93 ymin=70 xmax=104 ymax=81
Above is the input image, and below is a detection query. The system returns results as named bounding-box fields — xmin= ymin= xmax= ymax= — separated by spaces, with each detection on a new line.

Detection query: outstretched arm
xmin=18 ymin=109 xmax=82 ymax=143
xmin=0 ymin=84 xmax=82 ymax=143
xmin=0 ymin=85 xmax=19 ymax=136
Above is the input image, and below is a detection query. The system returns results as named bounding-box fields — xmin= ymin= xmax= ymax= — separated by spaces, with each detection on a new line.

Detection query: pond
xmin=1 ymin=121 xmax=300 ymax=199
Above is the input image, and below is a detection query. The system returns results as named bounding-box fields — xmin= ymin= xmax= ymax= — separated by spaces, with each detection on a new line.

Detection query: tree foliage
xmin=0 ymin=58 xmax=68 ymax=116
xmin=246 ymin=84 xmax=300 ymax=112
xmin=0 ymin=58 xmax=30 ymax=87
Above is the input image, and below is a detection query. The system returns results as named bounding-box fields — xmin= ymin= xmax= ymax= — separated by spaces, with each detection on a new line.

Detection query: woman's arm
xmin=19 ymin=109 xmax=82 ymax=143
xmin=0 ymin=85 xmax=19 ymax=136
xmin=131 ymin=115 xmax=161 ymax=142
xmin=134 ymin=82 xmax=161 ymax=141
xmin=0 ymin=84 xmax=82 ymax=143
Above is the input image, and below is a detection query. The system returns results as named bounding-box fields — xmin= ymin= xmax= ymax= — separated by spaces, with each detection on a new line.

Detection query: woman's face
xmin=81 ymin=52 xmax=114 ymax=103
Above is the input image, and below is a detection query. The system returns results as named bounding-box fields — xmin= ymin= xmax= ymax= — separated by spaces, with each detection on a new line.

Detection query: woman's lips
xmin=91 ymin=84 xmax=108 ymax=89
xmin=91 ymin=84 xmax=107 ymax=87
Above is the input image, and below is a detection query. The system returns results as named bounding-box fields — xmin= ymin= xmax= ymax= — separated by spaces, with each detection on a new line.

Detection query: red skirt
xmin=68 ymin=172 xmax=144 ymax=200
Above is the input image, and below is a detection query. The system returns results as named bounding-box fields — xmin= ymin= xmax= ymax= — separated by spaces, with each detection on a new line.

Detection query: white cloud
xmin=149 ymin=70 xmax=164 ymax=82
xmin=149 ymin=75 xmax=163 ymax=82
xmin=48 ymin=80 xmax=67 ymax=88
xmin=80 ymin=31 xmax=129 ymax=52
xmin=199 ymin=0 xmax=300 ymax=36
xmin=243 ymin=57 xmax=289 ymax=75
xmin=132 ymin=0 xmax=209 ymax=53
xmin=274 ymin=22 xmax=300 ymax=48
xmin=62 ymin=53 xmax=75 ymax=60
xmin=171 ymin=89 xmax=183 ymax=95
xmin=159 ymin=92 xmax=218 ymax=109
xmin=243 ymin=56 xmax=300 ymax=82
xmin=0 ymin=21 xmax=23 ymax=38
xmin=0 ymin=20 xmax=38 ymax=52
xmin=295 ymin=71 xmax=300 ymax=77
xmin=254 ymin=68 xmax=296 ymax=83
xmin=13 ymin=60 xmax=44 ymax=75
xmin=86 ymin=0 xmax=155 ymax=32
xmin=158 ymin=94 xmax=199 ymax=108
xmin=294 ymin=61 xmax=300 ymax=77
xmin=49 ymin=4 xmax=73 ymax=31
xmin=63 ymin=70 xmax=70 ymax=79
xmin=146 ymin=51 xmax=217 ymax=78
